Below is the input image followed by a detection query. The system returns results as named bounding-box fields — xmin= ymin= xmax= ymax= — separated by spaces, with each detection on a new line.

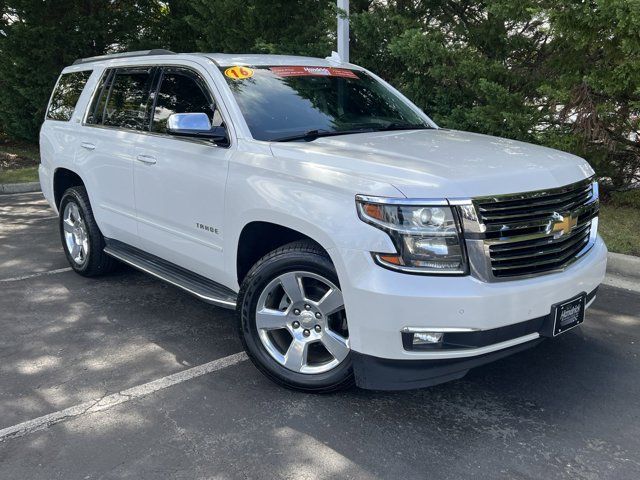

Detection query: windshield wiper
xmin=272 ymin=128 xmax=376 ymax=142
xmin=271 ymin=123 xmax=431 ymax=142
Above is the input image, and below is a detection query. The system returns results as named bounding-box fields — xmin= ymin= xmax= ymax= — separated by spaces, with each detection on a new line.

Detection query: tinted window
xmin=86 ymin=69 xmax=112 ymax=125
xmin=220 ymin=66 xmax=429 ymax=141
xmin=102 ymin=68 xmax=155 ymax=130
xmin=152 ymin=68 xmax=222 ymax=133
xmin=47 ymin=71 xmax=92 ymax=121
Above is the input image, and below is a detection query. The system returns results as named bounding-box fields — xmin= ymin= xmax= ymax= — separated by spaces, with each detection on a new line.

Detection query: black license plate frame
xmin=551 ymin=293 xmax=586 ymax=336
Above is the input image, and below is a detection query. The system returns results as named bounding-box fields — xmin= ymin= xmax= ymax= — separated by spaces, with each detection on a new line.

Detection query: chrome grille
xmin=470 ymin=179 xmax=599 ymax=279
xmin=488 ymin=223 xmax=592 ymax=277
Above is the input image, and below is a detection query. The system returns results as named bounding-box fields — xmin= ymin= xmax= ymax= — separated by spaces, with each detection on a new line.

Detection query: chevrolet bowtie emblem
xmin=549 ymin=212 xmax=578 ymax=238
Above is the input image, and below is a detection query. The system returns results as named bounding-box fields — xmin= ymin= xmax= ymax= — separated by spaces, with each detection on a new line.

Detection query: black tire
xmin=237 ymin=240 xmax=354 ymax=393
xmin=59 ymin=186 xmax=116 ymax=277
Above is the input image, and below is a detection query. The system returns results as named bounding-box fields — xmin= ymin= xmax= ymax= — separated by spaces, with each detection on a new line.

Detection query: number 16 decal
xmin=224 ymin=66 xmax=254 ymax=80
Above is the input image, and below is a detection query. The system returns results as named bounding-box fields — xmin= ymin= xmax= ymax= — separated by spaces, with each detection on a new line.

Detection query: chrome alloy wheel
xmin=255 ymin=271 xmax=350 ymax=374
xmin=62 ymin=202 xmax=89 ymax=266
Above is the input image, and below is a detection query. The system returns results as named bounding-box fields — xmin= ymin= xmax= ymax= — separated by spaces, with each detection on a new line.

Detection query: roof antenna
xmin=327 ymin=51 xmax=343 ymax=64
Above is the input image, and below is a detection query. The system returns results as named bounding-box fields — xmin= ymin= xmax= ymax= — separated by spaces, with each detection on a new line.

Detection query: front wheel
xmin=237 ymin=241 xmax=354 ymax=392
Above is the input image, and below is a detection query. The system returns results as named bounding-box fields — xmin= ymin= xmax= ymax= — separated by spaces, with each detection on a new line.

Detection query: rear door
xmin=40 ymin=69 xmax=93 ymax=209
xmin=78 ymin=66 xmax=157 ymax=246
xmin=133 ymin=64 xmax=232 ymax=280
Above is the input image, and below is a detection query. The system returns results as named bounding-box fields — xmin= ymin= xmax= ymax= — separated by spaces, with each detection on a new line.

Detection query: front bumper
xmin=352 ymin=287 xmax=597 ymax=390
xmin=329 ymin=235 xmax=607 ymax=387
xmin=353 ymin=338 xmax=544 ymax=390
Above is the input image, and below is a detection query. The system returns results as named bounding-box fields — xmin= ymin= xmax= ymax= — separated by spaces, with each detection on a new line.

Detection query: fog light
xmin=412 ymin=332 xmax=444 ymax=345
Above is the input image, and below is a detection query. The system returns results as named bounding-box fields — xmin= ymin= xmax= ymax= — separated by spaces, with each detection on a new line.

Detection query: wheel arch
xmin=53 ymin=167 xmax=85 ymax=209
xmin=235 ymin=220 xmax=336 ymax=286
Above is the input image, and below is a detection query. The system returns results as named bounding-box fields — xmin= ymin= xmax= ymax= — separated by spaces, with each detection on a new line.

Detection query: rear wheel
xmin=59 ymin=186 xmax=116 ymax=276
xmin=237 ymin=241 xmax=353 ymax=392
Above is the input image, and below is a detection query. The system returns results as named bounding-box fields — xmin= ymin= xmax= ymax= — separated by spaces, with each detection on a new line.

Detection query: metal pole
xmin=337 ymin=0 xmax=349 ymax=63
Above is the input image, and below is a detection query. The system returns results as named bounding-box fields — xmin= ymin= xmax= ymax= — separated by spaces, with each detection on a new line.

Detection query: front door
xmin=133 ymin=65 xmax=232 ymax=280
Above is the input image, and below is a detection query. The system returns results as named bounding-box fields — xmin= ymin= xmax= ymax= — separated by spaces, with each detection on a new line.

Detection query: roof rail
xmin=72 ymin=49 xmax=176 ymax=66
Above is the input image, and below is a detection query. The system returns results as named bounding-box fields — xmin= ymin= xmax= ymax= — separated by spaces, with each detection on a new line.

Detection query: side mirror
xmin=166 ymin=113 xmax=228 ymax=145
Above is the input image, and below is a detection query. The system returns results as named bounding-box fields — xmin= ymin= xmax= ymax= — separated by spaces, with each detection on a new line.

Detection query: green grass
xmin=0 ymin=139 xmax=40 ymax=184
xmin=599 ymin=204 xmax=640 ymax=257
xmin=0 ymin=143 xmax=40 ymax=162
xmin=0 ymin=166 xmax=39 ymax=184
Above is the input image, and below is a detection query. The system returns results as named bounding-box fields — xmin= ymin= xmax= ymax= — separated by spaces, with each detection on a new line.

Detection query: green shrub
xmin=609 ymin=189 xmax=640 ymax=209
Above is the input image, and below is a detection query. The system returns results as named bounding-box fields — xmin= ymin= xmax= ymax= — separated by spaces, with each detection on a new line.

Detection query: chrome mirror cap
xmin=167 ymin=112 xmax=212 ymax=132
xmin=166 ymin=113 xmax=229 ymax=146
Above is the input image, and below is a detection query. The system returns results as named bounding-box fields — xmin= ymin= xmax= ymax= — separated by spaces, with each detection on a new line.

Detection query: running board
xmin=103 ymin=239 xmax=237 ymax=309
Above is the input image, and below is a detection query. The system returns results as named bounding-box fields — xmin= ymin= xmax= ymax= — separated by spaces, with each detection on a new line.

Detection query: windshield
xmin=220 ymin=65 xmax=431 ymax=141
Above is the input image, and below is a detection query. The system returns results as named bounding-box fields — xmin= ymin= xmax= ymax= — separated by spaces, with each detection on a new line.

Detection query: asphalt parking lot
xmin=1 ymin=191 xmax=639 ymax=480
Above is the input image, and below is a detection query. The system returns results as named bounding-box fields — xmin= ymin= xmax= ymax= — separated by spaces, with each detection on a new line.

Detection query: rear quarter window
xmin=46 ymin=70 xmax=92 ymax=121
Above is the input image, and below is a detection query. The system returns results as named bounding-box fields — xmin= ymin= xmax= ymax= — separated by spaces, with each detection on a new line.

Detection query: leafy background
xmin=1 ymin=0 xmax=639 ymax=191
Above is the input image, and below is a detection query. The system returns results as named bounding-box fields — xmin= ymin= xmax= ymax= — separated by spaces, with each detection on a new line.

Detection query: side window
xmin=102 ymin=67 xmax=155 ymax=131
xmin=86 ymin=69 xmax=113 ymax=125
xmin=152 ymin=68 xmax=223 ymax=133
xmin=46 ymin=70 xmax=92 ymax=121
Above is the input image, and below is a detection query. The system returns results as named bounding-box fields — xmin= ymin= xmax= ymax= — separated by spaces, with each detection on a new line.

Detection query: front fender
xmin=223 ymin=147 xmax=399 ymax=288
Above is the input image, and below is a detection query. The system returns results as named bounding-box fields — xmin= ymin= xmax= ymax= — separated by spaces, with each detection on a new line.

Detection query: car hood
xmin=269 ymin=129 xmax=594 ymax=198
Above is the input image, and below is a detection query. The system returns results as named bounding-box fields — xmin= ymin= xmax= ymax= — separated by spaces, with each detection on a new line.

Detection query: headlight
xmin=356 ymin=196 xmax=468 ymax=275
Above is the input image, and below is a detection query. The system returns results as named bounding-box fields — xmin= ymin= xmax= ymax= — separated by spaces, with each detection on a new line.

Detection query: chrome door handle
xmin=80 ymin=142 xmax=96 ymax=151
xmin=136 ymin=154 xmax=157 ymax=165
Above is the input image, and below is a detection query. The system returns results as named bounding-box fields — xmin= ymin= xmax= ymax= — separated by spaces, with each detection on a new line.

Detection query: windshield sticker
xmin=224 ymin=66 xmax=254 ymax=80
xmin=270 ymin=66 xmax=359 ymax=79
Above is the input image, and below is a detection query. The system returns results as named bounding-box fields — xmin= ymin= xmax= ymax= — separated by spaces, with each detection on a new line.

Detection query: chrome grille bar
xmin=475 ymin=180 xmax=592 ymax=209
xmin=482 ymin=205 xmax=598 ymax=240
xmin=489 ymin=223 xmax=590 ymax=252
xmin=490 ymin=228 xmax=590 ymax=262
xmin=478 ymin=191 xmax=592 ymax=221
xmin=491 ymin=230 xmax=590 ymax=272
xmin=477 ymin=185 xmax=592 ymax=211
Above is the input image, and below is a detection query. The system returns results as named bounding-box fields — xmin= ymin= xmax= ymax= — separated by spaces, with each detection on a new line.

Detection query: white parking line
xmin=0 ymin=351 xmax=248 ymax=443
xmin=0 ymin=267 xmax=73 ymax=283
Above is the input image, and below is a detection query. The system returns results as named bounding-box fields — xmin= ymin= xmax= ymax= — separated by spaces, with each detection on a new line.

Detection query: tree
xmin=186 ymin=0 xmax=335 ymax=56
xmin=0 ymin=0 xmax=164 ymax=142
xmin=540 ymin=0 xmax=640 ymax=188
xmin=156 ymin=0 xmax=202 ymax=52
xmin=350 ymin=1 xmax=550 ymax=143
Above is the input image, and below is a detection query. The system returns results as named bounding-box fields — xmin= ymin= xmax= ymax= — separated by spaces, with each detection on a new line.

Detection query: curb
xmin=607 ymin=252 xmax=640 ymax=281
xmin=0 ymin=182 xmax=41 ymax=194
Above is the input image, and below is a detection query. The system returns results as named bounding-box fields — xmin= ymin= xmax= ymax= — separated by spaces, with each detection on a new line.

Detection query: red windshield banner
xmin=269 ymin=66 xmax=359 ymax=79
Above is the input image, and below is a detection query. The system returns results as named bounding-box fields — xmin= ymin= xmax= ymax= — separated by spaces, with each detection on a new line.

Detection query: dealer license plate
xmin=552 ymin=294 xmax=586 ymax=336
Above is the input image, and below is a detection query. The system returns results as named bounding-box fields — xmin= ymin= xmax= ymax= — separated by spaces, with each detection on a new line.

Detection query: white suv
xmin=39 ymin=50 xmax=607 ymax=392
